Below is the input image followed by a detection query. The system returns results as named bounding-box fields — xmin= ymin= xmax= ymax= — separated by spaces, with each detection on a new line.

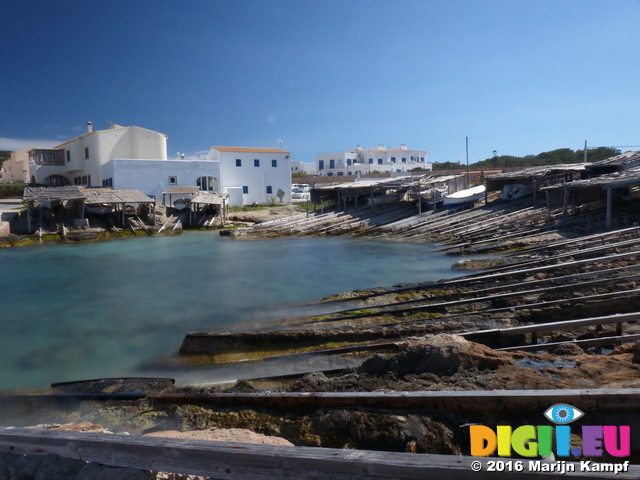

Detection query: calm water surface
xmin=0 ymin=232 xmax=468 ymax=390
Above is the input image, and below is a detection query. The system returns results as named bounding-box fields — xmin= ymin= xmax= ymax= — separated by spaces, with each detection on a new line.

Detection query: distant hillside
xmin=433 ymin=146 xmax=620 ymax=170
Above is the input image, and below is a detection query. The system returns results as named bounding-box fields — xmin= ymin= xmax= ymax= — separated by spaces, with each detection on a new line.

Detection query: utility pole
xmin=584 ymin=140 xmax=588 ymax=163
xmin=466 ymin=136 xmax=470 ymax=188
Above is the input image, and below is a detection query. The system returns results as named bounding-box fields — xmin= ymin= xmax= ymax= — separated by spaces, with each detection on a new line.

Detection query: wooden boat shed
xmin=309 ymin=174 xmax=464 ymax=212
xmin=23 ymin=186 xmax=156 ymax=232
xmin=82 ymin=189 xmax=157 ymax=226
xmin=190 ymin=191 xmax=229 ymax=226
xmin=541 ymin=165 xmax=640 ymax=229
xmin=485 ymin=164 xmax=592 ymax=205
xmin=161 ymin=186 xmax=200 ymax=208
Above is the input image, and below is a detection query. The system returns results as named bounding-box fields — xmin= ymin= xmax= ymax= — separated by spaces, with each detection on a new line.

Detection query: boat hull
xmin=443 ymin=185 xmax=486 ymax=209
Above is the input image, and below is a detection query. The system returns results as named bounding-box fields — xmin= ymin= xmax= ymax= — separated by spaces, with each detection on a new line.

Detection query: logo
xmin=469 ymin=403 xmax=630 ymax=458
xmin=543 ymin=404 xmax=584 ymax=424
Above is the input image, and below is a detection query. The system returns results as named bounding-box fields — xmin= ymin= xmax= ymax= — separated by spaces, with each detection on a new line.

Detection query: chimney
xmin=87 ymin=121 xmax=93 ymax=133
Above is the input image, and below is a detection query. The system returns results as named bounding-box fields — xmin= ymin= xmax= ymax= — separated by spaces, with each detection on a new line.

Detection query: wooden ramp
xmin=0 ymin=427 xmax=637 ymax=479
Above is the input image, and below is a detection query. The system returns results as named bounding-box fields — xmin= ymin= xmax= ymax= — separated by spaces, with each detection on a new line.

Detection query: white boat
xmin=86 ymin=203 xmax=113 ymax=215
xmin=172 ymin=198 xmax=191 ymax=210
xmin=502 ymin=183 xmax=533 ymax=200
xmin=123 ymin=203 xmax=138 ymax=216
xmin=443 ymin=185 xmax=486 ymax=209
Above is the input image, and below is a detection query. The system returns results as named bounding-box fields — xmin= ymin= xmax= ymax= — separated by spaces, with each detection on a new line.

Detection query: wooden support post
xmin=545 ymin=190 xmax=551 ymax=222
xmin=27 ymin=201 xmax=32 ymax=233
xmin=606 ymin=187 xmax=612 ymax=229
xmin=563 ymin=185 xmax=569 ymax=223
xmin=370 ymin=186 xmax=374 ymax=212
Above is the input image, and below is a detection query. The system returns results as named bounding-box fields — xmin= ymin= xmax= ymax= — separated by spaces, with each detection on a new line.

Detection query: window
xmin=337 ymin=172 xmax=344 ymax=176
xmin=272 ymin=159 xmax=277 ymax=167
xmin=29 ymin=149 xmax=65 ymax=166
xmin=329 ymin=159 xmax=335 ymax=169
xmin=81 ymin=175 xmax=87 ymax=184
xmin=169 ymin=176 xmax=178 ymax=185
xmin=378 ymin=158 xmax=383 ymax=165
xmin=402 ymin=158 xmax=407 ymax=163
xmin=236 ymin=159 xmax=242 ymax=167
xmin=348 ymin=172 xmax=352 ymax=176
xmin=254 ymin=159 xmax=260 ymax=167
xmin=368 ymin=158 xmax=373 ymax=164
xmin=242 ymin=186 xmax=249 ymax=194
xmin=391 ymin=157 xmax=396 ymax=163
xmin=43 ymin=175 xmax=70 ymax=187
xmin=347 ymin=159 xmax=352 ymax=166
xmin=327 ymin=172 xmax=333 ymax=177
xmin=319 ymin=160 xmax=324 ymax=170
xmin=84 ymin=147 xmax=89 ymax=159
xmin=66 ymin=151 xmax=70 ymax=162
xmin=197 ymin=176 xmax=218 ymax=192
xmin=102 ymin=178 xmax=113 ymax=188
xmin=266 ymin=186 xmax=273 ymax=194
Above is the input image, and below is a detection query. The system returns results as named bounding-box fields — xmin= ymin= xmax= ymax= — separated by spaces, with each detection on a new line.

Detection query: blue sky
xmin=1 ymin=0 xmax=639 ymax=164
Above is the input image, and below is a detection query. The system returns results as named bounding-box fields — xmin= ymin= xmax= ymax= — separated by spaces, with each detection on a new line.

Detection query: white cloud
xmin=0 ymin=138 xmax=59 ymax=151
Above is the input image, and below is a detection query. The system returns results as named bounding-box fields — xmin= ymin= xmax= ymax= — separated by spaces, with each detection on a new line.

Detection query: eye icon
xmin=544 ymin=404 xmax=584 ymax=424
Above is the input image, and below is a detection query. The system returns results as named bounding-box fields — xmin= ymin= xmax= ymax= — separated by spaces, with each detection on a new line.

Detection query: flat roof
xmin=211 ymin=146 xmax=290 ymax=154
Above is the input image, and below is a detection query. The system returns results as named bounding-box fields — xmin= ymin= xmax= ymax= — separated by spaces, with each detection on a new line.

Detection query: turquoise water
xmin=0 ymin=233 xmax=466 ymax=391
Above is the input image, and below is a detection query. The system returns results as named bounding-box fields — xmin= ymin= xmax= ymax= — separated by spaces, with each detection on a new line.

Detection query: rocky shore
xmin=3 ymin=197 xmax=640 ymax=476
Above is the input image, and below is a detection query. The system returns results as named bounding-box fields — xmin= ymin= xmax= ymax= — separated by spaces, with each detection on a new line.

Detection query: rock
xmin=358 ymin=334 xmax=512 ymax=377
xmin=551 ymin=343 xmax=584 ymax=356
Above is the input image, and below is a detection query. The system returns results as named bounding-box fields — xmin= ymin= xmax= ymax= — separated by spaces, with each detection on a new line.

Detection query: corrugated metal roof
xmin=83 ymin=190 xmax=155 ymax=204
xmin=541 ymin=166 xmax=640 ymax=190
xmin=191 ymin=191 xmax=229 ymax=205
xmin=23 ymin=186 xmax=154 ymax=203
xmin=486 ymin=164 xmax=590 ymax=180
xmin=23 ymin=186 xmax=85 ymax=201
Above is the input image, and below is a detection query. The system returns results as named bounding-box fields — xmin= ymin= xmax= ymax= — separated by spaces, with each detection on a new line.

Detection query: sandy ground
xmin=144 ymin=428 xmax=294 ymax=446
xmin=228 ymin=203 xmax=307 ymax=224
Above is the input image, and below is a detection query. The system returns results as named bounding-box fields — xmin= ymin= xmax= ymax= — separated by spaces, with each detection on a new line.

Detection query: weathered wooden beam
xmin=461 ymin=312 xmax=640 ymax=339
xmin=2 ymin=428 xmax=635 ymax=479
xmin=497 ymin=333 xmax=640 ymax=352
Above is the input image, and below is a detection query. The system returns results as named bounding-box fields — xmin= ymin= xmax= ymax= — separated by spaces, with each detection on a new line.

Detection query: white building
xmin=291 ymin=160 xmax=318 ymax=176
xmin=101 ymin=159 xmax=220 ymax=202
xmin=25 ymin=122 xmax=168 ymax=187
xmin=2 ymin=149 xmax=30 ymax=184
xmin=316 ymin=145 xmax=431 ymax=177
xmin=206 ymin=146 xmax=291 ymax=206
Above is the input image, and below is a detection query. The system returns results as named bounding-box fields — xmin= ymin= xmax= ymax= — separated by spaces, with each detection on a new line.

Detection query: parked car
xmin=292 ymin=188 xmax=310 ymax=200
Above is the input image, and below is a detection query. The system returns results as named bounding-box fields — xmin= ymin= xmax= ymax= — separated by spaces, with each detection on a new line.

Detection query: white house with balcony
xmin=25 ymin=122 xmax=168 ymax=187
xmin=316 ymin=144 xmax=431 ymax=177
xmin=206 ymin=146 xmax=291 ymax=206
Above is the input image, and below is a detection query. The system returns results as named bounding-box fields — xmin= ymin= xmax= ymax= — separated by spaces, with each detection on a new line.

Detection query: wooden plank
xmin=145 ymin=388 xmax=640 ymax=412
xmin=461 ymin=312 xmax=640 ymax=339
xmin=0 ymin=428 xmax=637 ymax=479
xmin=497 ymin=334 xmax=640 ymax=352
